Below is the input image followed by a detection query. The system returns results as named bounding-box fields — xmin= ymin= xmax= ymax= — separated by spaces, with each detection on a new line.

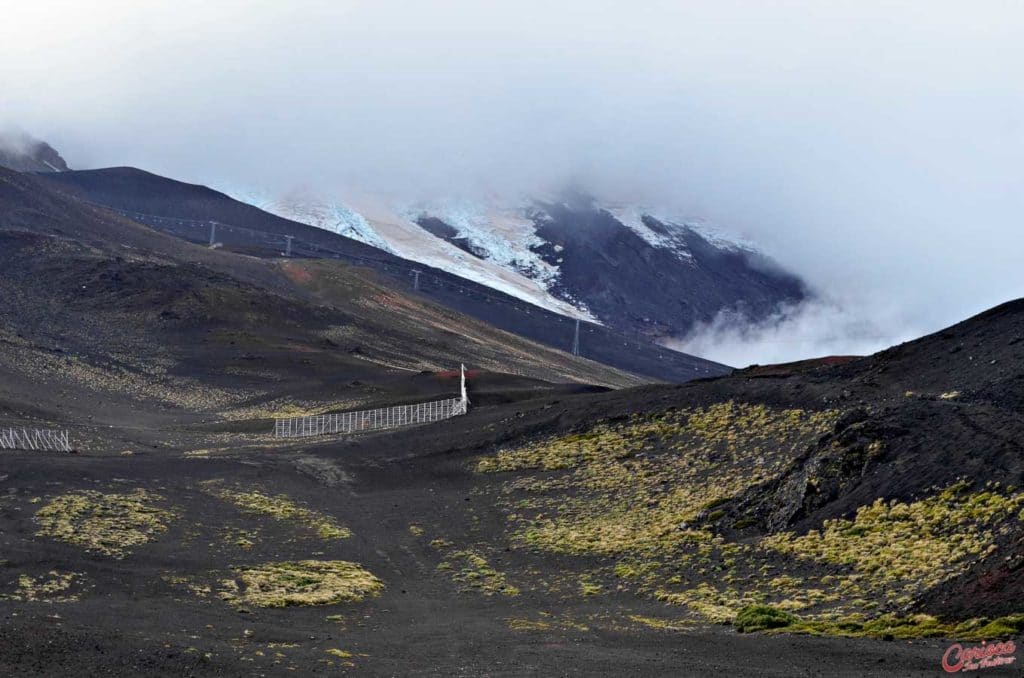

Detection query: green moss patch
xmin=655 ymin=582 xmax=761 ymax=624
xmin=779 ymin=612 xmax=1024 ymax=641
xmin=218 ymin=560 xmax=383 ymax=608
xmin=506 ymin=613 xmax=589 ymax=632
xmin=729 ymin=605 xmax=1024 ymax=641
xmin=478 ymin=428 xmax=644 ymax=472
xmin=221 ymin=527 xmax=258 ymax=550
xmin=506 ymin=617 xmax=552 ymax=631
xmin=35 ymin=489 xmax=174 ymax=558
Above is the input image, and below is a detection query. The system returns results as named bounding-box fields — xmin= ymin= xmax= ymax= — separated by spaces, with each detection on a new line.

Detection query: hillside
xmin=0 ymin=167 xmax=648 ymax=455
xmin=38 ymin=167 xmax=730 ymax=383
xmin=451 ymin=299 xmax=1024 ymax=639
xmin=1 ymin=176 xmax=1021 ymax=678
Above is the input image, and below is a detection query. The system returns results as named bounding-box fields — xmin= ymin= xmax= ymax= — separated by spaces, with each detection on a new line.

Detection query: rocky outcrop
xmin=0 ymin=133 xmax=69 ymax=173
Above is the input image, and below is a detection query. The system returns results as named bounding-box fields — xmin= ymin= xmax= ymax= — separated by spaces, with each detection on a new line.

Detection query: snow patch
xmin=398 ymin=198 xmax=563 ymax=292
xmin=608 ymin=206 xmax=754 ymax=261
xmin=607 ymin=206 xmax=695 ymax=262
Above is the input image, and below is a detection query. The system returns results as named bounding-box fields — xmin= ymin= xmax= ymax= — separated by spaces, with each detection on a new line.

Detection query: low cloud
xmin=0 ymin=126 xmax=36 ymax=156
xmin=669 ymin=297 xmax=924 ymax=368
xmin=3 ymin=2 xmax=1023 ymax=363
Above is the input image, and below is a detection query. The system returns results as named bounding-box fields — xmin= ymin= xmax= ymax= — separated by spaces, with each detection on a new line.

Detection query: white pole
xmin=460 ymin=363 xmax=469 ymax=408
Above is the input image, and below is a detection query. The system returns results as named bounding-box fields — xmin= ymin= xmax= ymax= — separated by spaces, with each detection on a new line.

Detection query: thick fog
xmin=3 ymin=1 xmax=1022 ymax=364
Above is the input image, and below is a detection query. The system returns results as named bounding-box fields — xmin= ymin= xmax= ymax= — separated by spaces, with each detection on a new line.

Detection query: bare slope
xmin=38 ymin=167 xmax=731 ymax=382
xmin=0 ymin=167 xmax=641 ymax=453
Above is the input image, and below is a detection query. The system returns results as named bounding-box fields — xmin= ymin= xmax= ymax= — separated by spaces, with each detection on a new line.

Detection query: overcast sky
xmin=3 ymin=1 xmax=1022 ymax=362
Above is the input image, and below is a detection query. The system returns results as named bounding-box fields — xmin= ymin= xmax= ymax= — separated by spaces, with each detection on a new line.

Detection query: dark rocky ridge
xmin=414 ymin=215 xmax=490 ymax=259
xmin=527 ymin=199 xmax=807 ymax=339
xmin=722 ymin=299 xmax=1024 ymax=532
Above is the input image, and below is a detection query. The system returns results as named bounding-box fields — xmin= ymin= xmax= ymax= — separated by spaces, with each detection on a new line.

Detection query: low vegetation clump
xmin=578 ymin=575 xmax=603 ymax=596
xmin=714 ymin=604 xmax=1024 ymax=641
xmin=627 ymin=614 xmax=692 ymax=631
xmin=762 ymin=481 xmax=1024 ymax=591
xmin=438 ymin=550 xmax=520 ymax=597
xmin=655 ymin=583 xmax=761 ymax=624
xmin=477 ymin=427 xmax=643 ymax=472
xmin=35 ymin=489 xmax=175 ymax=558
xmin=962 ymin=614 xmax=1024 ymax=640
xmin=204 ymin=483 xmax=351 ymax=540
xmin=161 ymin=574 xmax=214 ymax=600
xmin=734 ymin=604 xmax=798 ymax=632
xmin=506 ymin=618 xmax=552 ymax=631
xmin=478 ymin=402 xmax=832 ymax=474
xmin=10 ymin=349 xmax=245 ymax=414
xmin=6 ymin=571 xmax=85 ymax=602
xmin=505 ymin=614 xmax=589 ymax=632
xmin=218 ymin=560 xmax=383 ymax=608
xmin=483 ymin=401 xmax=838 ymax=557
xmin=325 ymin=648 xmax=353 ymax=658
xmin=221 ymin=527 xmax=258 ymax=550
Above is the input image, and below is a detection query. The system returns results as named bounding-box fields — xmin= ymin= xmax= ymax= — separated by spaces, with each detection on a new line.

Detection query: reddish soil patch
xmin=281 ymin=262 xmax=314 ymax=284
xmin=435 ymin=369 xmax=481 ymax=379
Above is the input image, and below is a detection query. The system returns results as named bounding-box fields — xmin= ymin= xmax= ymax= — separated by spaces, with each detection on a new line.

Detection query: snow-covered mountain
xmin=228 ymin=187 xmax=807 ymax=341
xmin=2 ymin=133 xmax=804 ymax=343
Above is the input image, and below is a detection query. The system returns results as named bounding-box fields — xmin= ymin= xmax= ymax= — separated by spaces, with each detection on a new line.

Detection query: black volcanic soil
xmin=0 ymin=385 xmax=1001 ymax=678
xmin=3 ymin=318 xmax=1023 ymax=676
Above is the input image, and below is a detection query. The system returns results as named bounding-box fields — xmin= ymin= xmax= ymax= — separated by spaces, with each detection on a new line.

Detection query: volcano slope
xmin=38 ymin=166 xmax=730 ymax=383
xmin=2 ymin=304 xmax=1023 ymax=676
xmin=2 ymin=165 xmax=1023 ymax=676
xmin=0 ymin=167 xmax=644 ymax=451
